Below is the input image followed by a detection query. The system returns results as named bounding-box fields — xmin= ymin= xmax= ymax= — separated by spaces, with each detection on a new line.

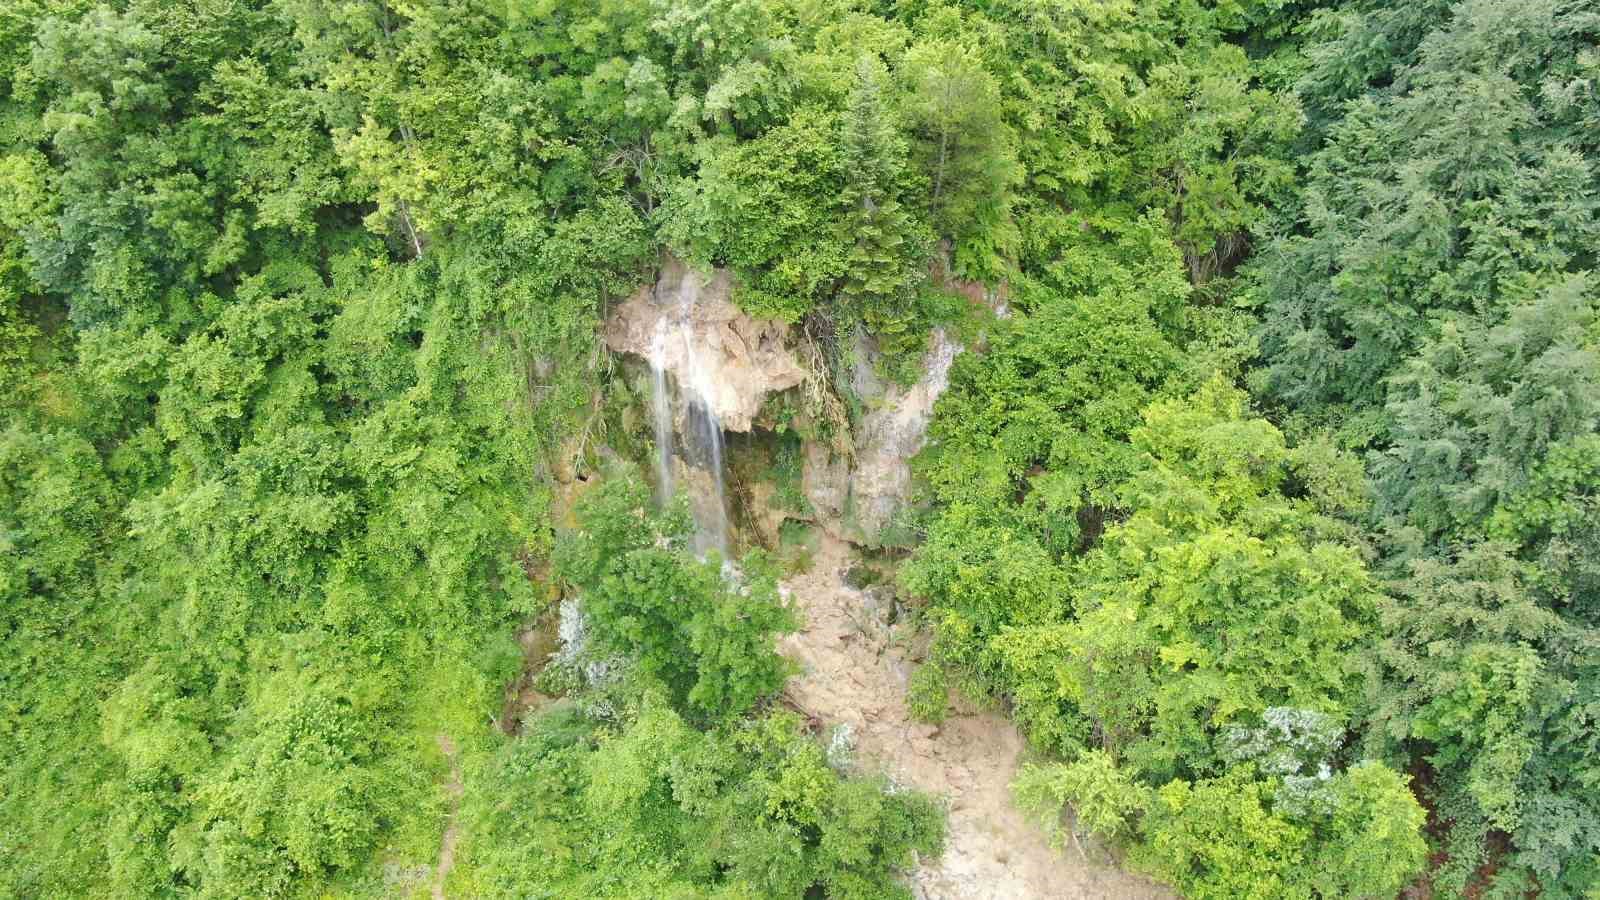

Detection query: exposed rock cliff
xmin=606 ymin=252 xmax=994 ymax=549
xmin=805 ymin=329 xmax=961 ymax=544
xmin=604 ymin=255 xmax=805 ymax=433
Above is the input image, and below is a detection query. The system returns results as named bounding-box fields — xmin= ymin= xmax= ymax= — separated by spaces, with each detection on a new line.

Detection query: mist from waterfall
xmin=645 ymin=273 xmax=730 ymax=559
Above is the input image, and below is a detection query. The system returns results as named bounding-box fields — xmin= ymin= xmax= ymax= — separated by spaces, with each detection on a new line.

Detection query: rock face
xmin=804 ymin=328 xmax=962 ymax=544
xmin=855 ymin=329 xmax=960 ymax=539
xmin=801 ymin=252 xmax=1002 ymax=546
xmin=606 ymin=251 xmax=988 ymax=549
xmin=604 ymin=255 xmax=805 ymax=433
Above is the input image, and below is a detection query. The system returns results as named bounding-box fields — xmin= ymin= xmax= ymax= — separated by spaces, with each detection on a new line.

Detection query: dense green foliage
xmin=554 ymin=478 xmax=796 ymax=723
xmin=457 ymin=702 xmax=942 ymax=899
xmin=3 ymin=0 xmax=1596 ymax=897
xmin=900 ymin=0 xmax=1599 ymax=897
xmin=1249 ymin=0 xmax=1600 ymax=893
xmin=450 ymin=484 xmax=942 ymax=898
xmin=919 ymin=379 xmax=1429 ymax=898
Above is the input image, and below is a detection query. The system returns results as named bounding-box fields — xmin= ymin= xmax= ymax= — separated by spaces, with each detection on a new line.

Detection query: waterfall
xmin=649 ymin=321 xmax=676 ymax=506
xmin=645 ymin=271 xmax=731 ymax=559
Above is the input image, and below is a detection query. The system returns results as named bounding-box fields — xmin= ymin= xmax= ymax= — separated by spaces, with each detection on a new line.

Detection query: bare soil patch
xmin=779 ymin=535 xmax=1173 ymax=900
xmin=431 ymin=734 xmax=464 ymax=900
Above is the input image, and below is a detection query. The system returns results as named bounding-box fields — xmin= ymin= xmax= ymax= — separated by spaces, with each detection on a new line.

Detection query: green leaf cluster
xmin=554 ymin=476 xmax=795 ymax=723
xmin=1249 ymin=0 xmax=1600 ymax=891
xmin=913 ymin=378 xmax=1428 ymax=898
xmin=455 ymin=702 xmax=943 ymax=899
xmin=3 ymin=0 xmax=1596 ymax=896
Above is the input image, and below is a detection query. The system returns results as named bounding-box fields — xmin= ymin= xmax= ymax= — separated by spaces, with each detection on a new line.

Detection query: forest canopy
xmin=2 ymin=1 xmax=1596 ymax=899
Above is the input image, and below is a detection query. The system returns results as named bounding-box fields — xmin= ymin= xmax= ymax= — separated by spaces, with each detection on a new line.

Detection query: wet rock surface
xmin=803 ymin=329 xmax=961 ymax=544
xmin=604 ymin=255 xmax=805 ymax=434
xmin=607 ymin=254 xmax=983 ymax=549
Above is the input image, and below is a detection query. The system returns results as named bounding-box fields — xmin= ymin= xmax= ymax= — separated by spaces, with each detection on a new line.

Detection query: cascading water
xmin=649 ymin=320 xmax=676 ymax=506
xmin=645 ymin=273 xmax=731 ymax=558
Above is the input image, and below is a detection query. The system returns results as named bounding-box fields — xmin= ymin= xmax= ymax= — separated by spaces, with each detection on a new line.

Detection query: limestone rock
xmin=604 ymin=254 xmax=805 ymax=433
xmin=850 ymin=329 xmax=960 ymax=539
xmin=803 ymin=328 xmax=962 ymax=544
xmin=802 ymin=438 xmax=850 ymax=531
xmin=743 ymin=479 xmax=791 ymax=549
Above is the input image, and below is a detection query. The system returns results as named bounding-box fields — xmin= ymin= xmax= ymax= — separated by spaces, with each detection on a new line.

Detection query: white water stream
xmin=649 ymin=320 xmax=676 ymax=505
xmin=646 ymin=275 xmax=730 ymax=558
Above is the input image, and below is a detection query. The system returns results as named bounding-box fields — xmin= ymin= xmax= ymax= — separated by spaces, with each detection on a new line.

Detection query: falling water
xmin=649 ymin=321 xmax=676 ymax=506
xmin=645 ymin=271 xmax=731 ymax=558
xmin=681 ymin=398 xmax=729 ymax=558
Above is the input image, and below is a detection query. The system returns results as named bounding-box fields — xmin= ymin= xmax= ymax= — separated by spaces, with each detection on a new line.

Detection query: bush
xmin=555 ymin=477 xmax=795 ymax=722
xmin=907 ymin=662 xmax=948 ymax=725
